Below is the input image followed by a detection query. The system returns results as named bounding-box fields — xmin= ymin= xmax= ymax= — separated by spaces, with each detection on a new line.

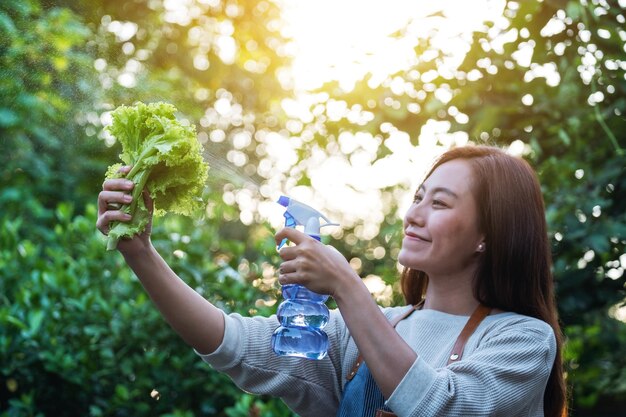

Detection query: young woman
xmin=97 ymin=145 xmax=567 ymax=416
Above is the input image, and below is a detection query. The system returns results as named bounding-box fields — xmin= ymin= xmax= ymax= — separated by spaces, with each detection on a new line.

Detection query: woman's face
xmin=398 ymin=159 xmax=484 ymax=277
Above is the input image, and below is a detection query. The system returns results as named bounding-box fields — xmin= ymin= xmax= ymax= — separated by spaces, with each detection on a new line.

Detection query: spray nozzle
xmin=277 ymin=195 xmax=339 ymax=249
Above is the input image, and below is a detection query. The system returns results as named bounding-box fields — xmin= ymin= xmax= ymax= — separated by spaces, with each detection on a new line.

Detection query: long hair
xmin=401 ymin=145 xmax=567 ymax=417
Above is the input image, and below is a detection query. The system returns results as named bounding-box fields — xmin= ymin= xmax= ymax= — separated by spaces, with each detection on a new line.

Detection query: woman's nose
xmin=404 ymin=201 xmax=426 ymax=227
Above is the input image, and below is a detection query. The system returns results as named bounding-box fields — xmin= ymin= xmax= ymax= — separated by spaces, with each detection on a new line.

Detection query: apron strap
xmin=446 ymin=303 xmax=492 ymax=365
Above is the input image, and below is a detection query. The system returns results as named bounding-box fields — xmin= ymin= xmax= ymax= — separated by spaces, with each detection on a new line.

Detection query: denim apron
xmin=336 ymin=360 xmax=395 ymax=417
xmin=336 ymin=303 xmax=491 ymax=417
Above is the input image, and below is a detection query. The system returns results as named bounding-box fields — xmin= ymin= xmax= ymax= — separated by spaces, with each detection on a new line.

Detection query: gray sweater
xmin=196 ymin=306 xmax=555 ymax=416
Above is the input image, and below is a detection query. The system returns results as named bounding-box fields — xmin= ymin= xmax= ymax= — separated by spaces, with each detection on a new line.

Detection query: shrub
xmin=0 ymin=202 xmax=294 ymax=416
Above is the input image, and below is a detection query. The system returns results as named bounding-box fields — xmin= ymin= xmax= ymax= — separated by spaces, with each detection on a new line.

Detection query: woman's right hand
xmin=96 ymin=165 xmax=153 ymax=255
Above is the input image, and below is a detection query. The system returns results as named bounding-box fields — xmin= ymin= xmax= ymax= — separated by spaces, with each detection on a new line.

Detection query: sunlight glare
xmin=263 ymin=1 xmax=509 ymax=232
xmin=224 ymin=0 xmax=516 ymax=234
xmin=281 ymin=0 xmax=506 ymax=91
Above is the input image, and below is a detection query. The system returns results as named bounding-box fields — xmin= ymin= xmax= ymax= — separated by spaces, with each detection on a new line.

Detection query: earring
xmin=478 ymin=243 xmax=485 ymax=252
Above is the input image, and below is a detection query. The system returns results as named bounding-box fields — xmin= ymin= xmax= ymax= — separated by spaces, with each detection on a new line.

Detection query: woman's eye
xmin=414 ymin=194 xmax=423 ymax=202
xmin=433 ymin=199 xmax=447 ymax=207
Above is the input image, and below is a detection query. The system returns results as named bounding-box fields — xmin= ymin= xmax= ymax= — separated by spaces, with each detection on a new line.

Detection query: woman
xmin=97 ymin=145 xmax=567 ymax=416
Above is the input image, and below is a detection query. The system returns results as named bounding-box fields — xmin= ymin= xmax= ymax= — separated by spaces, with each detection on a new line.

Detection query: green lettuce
xmin=104 ymin=101 xmax=209 ymax=250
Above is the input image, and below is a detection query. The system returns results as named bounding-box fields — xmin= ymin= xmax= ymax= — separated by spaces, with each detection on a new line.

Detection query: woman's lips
xmin=404 ymin=230 xmax=430 ymax=242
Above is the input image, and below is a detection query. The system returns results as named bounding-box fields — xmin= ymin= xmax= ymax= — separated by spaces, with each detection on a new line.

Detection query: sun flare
xmin=262 ymin=0 xmax=508 ymax=231
xmin=280 ymin=0 xmax=506 ymax=91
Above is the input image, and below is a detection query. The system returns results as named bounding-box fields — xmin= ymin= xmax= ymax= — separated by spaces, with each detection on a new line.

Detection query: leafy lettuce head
xmin=104 ymin=101 xmax=209 ymax=250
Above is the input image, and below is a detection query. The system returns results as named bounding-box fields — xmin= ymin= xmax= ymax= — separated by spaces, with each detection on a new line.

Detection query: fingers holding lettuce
xmin=97 ymin=165 xmax=153 ymax=254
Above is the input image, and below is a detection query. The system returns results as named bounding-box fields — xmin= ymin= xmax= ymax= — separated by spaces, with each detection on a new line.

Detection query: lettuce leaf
xmin=104 ymin=102 xmax=209 ymax=250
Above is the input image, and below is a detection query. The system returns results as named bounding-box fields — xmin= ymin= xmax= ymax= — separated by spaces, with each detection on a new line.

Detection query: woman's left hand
xmin=275 ymin=227 xmax=359 ymax=297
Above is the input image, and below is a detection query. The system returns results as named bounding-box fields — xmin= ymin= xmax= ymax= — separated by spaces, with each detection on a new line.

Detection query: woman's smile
xmin=403 ymin=230 xmax=431 ymax=244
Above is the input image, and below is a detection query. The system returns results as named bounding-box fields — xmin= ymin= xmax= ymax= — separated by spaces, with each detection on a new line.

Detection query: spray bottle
xmin=271 ymin=195 xmax=339 ymax=360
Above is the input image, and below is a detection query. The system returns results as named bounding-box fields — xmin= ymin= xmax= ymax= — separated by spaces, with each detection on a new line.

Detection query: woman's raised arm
xmin=96 ymin=166 xmax=224 ymax=354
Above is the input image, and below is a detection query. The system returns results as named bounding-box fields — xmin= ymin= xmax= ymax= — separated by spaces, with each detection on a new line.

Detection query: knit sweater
xmin=196 ymin=305 xmax=556 ymax=417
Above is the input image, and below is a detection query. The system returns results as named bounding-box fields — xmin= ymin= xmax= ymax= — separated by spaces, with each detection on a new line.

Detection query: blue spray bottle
xmin=271 ymin=195 xmax=339 ymax=360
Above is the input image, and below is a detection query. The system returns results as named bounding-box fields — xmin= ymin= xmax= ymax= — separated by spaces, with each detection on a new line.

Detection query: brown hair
xmin=401 ymin=145 xmax=568 ymax=417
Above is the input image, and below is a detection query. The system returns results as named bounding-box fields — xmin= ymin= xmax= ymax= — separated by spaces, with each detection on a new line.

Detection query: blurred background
xmin=1 ymin=0 xmax=624 ymax=415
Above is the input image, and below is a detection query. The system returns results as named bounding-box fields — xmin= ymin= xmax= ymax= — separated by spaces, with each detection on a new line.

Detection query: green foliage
xmin=0 ymin=202 xmax=290 ymax=416
xmin=0 ymin=0 xmax=293 ymax=414
xmin=0 ymin=0 xmax=112 ymax=215
xmin=224 ymin=393 xmax=295 ymax=417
